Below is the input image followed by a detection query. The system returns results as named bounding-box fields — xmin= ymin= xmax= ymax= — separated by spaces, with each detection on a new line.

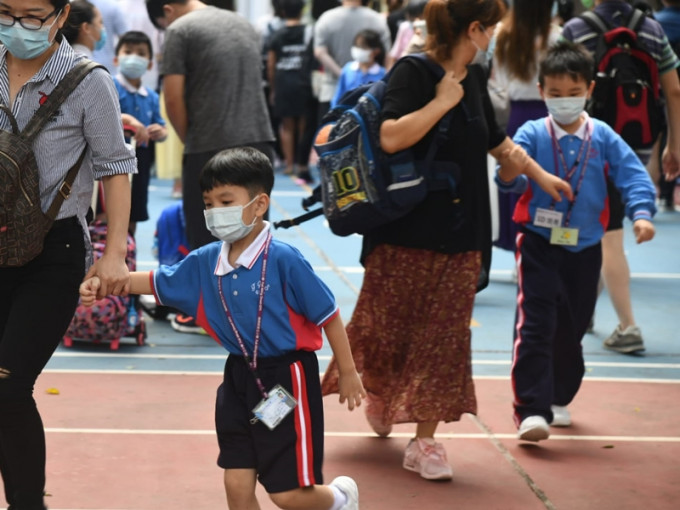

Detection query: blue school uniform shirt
xmin=113 ymin=74 xmax=165 ymax=128
xmin=495 ymin=114 xmax=656 ymax=252
xmin=151 ymin=223 xmax=339 ymax=357
xmin=331 ymin=62 xmax=386 ymax=107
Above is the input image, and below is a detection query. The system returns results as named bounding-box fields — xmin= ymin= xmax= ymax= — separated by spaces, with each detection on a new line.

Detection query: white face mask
xmin=545 ymin=96 xmax=587 ymax=125
xmin=351 ymin=46 xmax=372 ymax=64
xmin=203 ymin=195 xmax=259 ymax=243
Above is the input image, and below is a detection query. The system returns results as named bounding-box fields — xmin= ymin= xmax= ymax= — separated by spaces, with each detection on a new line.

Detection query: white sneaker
xmin=550 ymin=405 xmax=571 ymax=427
xmin=403 ymin=438 xmax=453 ymax=480
xmin=518 ymin=415 xmax=550 ymax=442
xmin=329 ymin=476 xmax=359 ymax=510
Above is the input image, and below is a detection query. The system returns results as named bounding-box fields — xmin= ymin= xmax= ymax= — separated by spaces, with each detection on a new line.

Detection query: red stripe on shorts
xmin=290 ymin=361 xmax=315 ymax=486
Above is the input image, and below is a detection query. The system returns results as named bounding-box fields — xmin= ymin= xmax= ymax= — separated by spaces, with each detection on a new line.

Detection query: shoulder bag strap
xmin=22 ymin=59 xmax=104 ymax=142
xmin=43 ymin=146 xmax=88 ymax=222
xmin=626 ymin=8 xmax=646 ymax=34
xmin=0 ymin=104 xmax=20 ymax=133
xmin=580 ymin=10 xmax=611 ymax=35
xmin=35 ymin=60 xmax=104 ymax=222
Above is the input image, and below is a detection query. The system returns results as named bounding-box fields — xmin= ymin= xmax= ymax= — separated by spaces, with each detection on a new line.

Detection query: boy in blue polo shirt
xmin=80 ymin=147 xmax=364 ymax=510
xmin=495 ymin=41 xmax=656 ymax=442
xmin=113 ymin=30 xmax=167 ymax=236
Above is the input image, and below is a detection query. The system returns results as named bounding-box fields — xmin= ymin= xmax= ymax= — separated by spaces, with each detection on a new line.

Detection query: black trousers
xmin=182 ymin=143 xmax=275 ymax=250
xmin=511 ymin=230 xmax=601 ymax=425
xmin=0 ymin=218 xmax=85 ymax=510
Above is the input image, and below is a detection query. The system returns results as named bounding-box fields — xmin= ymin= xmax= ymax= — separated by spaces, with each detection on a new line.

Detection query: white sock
xmin=328 ymin=484 xmax=348 ymax=510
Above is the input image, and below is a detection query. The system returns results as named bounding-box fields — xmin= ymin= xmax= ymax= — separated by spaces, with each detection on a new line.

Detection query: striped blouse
xmin=0 ymin=40 xmax=136 ymax=226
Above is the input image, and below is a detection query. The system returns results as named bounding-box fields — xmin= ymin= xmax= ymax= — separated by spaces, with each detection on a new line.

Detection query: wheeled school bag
xmin=0 ymin=60 xmax=102 ymax=267
xmin=580 ymin=8 xmax=662 ymax=150
xmin=306 ymin=53 xmax=460 ymax=237
xmin=138 ymin=202 xmax=190 ymax=321
xmin=63 ymin=221 xmax=146 ymax=350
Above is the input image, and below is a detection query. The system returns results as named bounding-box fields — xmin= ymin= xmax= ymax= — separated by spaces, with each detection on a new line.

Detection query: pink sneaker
xmin=403 ymin=438 xmax=453 ymax=480
xmin=364 ymin=393 xmax=392 ymax=437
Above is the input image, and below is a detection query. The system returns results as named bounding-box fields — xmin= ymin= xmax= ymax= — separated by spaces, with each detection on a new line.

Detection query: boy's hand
xmin=147 ymin=123 xmax=167 ymax=142
xmin=533 ymin=171 xmax=574 ymax=202
xmin=337 ymin=369 xmax=366 ymax=411
xmin=79 ymin=276 xmax=101 ymax=307
xmin=633 ymin=219 xmax=655 ymax=244
xmin=84 ymin=254 xmax=130 ymax=299
xmin=435 ymin=70 xmax=464 ymax=111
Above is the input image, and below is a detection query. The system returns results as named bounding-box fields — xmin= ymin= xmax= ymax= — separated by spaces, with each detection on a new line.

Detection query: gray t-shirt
xmin=161 ymin=7 xmax=274 ymax=154
xmin=314 ymin=6 xmax=391 ymax=102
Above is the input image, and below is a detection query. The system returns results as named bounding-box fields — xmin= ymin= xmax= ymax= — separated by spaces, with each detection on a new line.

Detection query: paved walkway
xmin=30 ymin=174 xmax=680 ymax=510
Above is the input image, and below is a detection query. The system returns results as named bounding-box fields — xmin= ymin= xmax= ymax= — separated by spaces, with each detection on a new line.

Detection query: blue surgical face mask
xmin=203 ymin=195 xmax=260 ymax=243
xmin=545 ymin=96 xmax=587 ymax=125
xmin=118 ymin=54 xmax=149 ymax=80
xmin=471 ymin=25 xmax=494 ymax=66
xmin=0 ymin=11 xmax=61 ymax=60
xmin=94 ymin=26 xmax=107 ymax=52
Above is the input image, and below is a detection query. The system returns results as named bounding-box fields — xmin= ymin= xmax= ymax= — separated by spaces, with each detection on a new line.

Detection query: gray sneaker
xmin=603 ymin=325 xmax=645 ymax=354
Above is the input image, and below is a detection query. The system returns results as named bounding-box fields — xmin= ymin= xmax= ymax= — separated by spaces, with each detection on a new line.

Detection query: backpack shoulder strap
xmin=626 ymin=8 xmax=646 ymax=34
xmin=580 ymin=10 xmax=611 ymax=35
xmin=401 ymin=53 xmax=446 ymax=81
xmin=22 ymin=59 xmax=104 ymax=142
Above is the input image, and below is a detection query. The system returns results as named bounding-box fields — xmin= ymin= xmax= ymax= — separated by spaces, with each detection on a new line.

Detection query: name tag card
xmin=252 ymin=384 xmax=297 ymax=430
xmin=550 ymin=227 xmax=579 ymax=246
xmin=534 ymin=208 xmax=563 ymax=229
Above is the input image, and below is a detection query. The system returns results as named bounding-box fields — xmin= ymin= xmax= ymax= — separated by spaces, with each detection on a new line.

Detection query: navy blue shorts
xmin=215 ymin=350 xmax=324 ymax=493
xmin=606 ymin=178 xmax=625 ymax=232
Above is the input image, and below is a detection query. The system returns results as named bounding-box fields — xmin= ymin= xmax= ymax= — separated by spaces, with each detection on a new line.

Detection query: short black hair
xmin=538 ymin=40 xmax=594 ymax=88
xmin=280 ymin=0 xmax=304 ymax=19
xmin=145 ymin=0 xmax=187 ymax=29
xmin=115 ymin=31 xmax=153 ymax=56
xmin=200 ymin=147 xmax=275 ymax=197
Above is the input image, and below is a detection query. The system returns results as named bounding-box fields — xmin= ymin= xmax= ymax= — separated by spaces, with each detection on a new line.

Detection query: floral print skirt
xmin=321 ymin=244 xmax=481 ymax=424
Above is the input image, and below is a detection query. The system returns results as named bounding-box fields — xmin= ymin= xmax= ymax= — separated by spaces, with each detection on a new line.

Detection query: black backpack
xmin=0 ymin=60 xmax=102 ymax=267
xmin=580 ymin=9 xmax=662 ymax=150
xmin=275 ymin=55 xmax=460 ymax=236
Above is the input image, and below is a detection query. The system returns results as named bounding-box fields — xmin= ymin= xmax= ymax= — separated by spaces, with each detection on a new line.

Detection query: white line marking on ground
xmin=49 ymin=353 xmax=680 ymax=370
xmin=42 ymin=369 xmax=680 ymax=383
xmin=42 ymin=428 xmax=680 ymax=442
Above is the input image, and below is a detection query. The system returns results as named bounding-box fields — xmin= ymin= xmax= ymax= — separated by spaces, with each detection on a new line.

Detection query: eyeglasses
xmin=0 ymin=8 xmax=60 ymax=31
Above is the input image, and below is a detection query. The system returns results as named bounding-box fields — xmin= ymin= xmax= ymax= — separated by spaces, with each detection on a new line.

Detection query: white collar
xmin=72 ymin=44 xmax=93 ymax=58
xmin=214 ymin=222 xmax=271 ymax=276
xmin=548 ymin=112 xmax=592 ymax=140
xmin=116 ymin=73 xmax=149 ymax=96
xmin=350 ymin=61 xmax=381 ymax=74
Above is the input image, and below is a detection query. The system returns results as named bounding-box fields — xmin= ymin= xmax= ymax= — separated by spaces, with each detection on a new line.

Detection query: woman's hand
xmin=434 ymin=70 xmax=464 ymax=111
xmin=84 ymin=253 xmax=130 ymax=299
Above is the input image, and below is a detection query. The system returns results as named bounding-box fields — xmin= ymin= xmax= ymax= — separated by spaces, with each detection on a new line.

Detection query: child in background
xmin=496 ymin=41 xmax=656 ymax=442
xmin=330 ymin=29 xmax=386 ymax=108
xmin=81 ymin=147 xmax=364 ymax=510
xmin=267 ymin=0 xmax=315 ymax=183
xmin=113 ymin=30 xmax=167 ymax=236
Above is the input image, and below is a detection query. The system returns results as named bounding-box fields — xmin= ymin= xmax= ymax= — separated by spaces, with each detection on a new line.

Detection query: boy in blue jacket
xmin=495 ymin=41 xmax=656 ymax=442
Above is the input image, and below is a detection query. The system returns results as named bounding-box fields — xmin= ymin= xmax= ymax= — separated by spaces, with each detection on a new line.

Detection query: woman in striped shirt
xmin=0 ymin=1 xmax=137 ymax=509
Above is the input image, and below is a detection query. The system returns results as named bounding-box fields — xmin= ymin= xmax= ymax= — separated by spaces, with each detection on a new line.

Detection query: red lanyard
xmin=217 ymin=233 xmax=271 ymax=399
xmin=549 ymin=120 xmax=592 ymax=227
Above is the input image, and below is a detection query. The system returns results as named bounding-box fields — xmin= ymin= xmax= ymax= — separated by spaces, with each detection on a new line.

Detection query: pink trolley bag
xmin=63 ymin=220 xmax=146 ymax=350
